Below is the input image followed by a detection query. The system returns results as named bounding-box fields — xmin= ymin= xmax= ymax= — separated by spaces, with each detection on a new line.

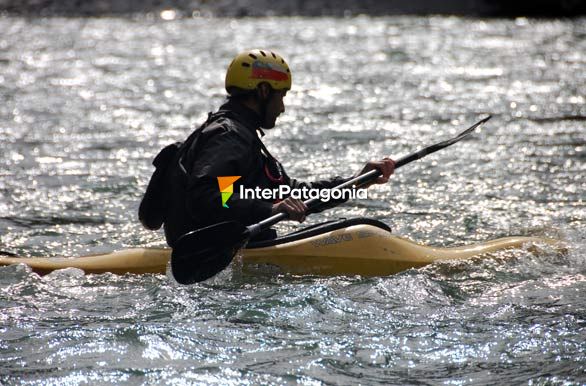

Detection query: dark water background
xmin=0 ymin=15 xmax=585 ymax=385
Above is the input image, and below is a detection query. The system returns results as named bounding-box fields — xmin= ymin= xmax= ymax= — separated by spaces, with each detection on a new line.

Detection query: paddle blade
xmin=444 ymin=115 xmax=491 ymax=145
xmin=170 ymin=221 xmax=248 ymax=284
xmin=395 ymin=115 xmax=491 ymax=168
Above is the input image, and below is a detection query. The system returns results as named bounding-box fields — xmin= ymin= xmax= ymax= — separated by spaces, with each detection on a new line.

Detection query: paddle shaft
xmin=247 ymin=116 xmax=491 ymax=237
xmin=247 ymin=154 xmax=409 ymax=235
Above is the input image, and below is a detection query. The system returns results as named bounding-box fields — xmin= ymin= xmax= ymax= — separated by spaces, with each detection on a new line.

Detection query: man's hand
xmin=355 ymin=157 xmax=396 ymax=187
xmin=271 ymin=197 xmax=308 ymax=222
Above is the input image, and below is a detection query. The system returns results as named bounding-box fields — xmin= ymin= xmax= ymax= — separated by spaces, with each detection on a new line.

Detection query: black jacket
xmin=152 ymin=100 xmax=349 ymax=247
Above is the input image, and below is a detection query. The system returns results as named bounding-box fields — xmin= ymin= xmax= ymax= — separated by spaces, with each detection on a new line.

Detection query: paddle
xmin=171 ymin=115 xmax=492 ymax=284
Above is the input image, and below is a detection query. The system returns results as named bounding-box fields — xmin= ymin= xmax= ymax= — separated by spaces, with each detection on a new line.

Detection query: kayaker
xmin=139 ymin=49 xmax=395 ymax=247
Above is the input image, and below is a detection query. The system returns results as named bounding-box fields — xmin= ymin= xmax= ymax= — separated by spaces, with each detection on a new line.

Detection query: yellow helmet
xmin=225 ymin=49 xmax=292 ymax=94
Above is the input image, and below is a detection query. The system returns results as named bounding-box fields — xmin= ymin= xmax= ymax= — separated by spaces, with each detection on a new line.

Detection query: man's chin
xmin=261 ymin=120 xmax=277 ymax=129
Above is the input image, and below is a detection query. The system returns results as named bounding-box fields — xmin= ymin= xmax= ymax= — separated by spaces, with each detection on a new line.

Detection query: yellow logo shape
xmin=217 ymin=176 xmax=241 ymax=208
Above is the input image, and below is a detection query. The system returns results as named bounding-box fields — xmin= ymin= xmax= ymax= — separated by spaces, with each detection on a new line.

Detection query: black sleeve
xmin=184 ymin=128 xmax=273 ymax=226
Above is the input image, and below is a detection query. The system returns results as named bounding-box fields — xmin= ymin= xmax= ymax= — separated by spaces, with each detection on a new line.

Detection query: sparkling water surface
xmin=0 ymin=15 xmax=585 ymax=385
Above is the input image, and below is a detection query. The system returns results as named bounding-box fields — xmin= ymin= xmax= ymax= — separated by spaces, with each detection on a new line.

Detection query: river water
xmin=0 ymin=15 xmax=585 ymax=385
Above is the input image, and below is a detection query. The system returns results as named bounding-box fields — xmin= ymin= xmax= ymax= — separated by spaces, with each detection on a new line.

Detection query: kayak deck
xmin=241 ymin=225 xmax=557 ymax=276
xmin=0 ymin=222 xmax=561 ymax=278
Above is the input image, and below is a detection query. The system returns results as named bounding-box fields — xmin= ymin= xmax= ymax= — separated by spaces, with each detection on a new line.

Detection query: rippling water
xmin=1 ymin=15 xmax=585 ymax=385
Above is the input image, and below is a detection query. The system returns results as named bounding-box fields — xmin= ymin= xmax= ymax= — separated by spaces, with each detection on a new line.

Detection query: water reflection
xmin=0 ymin=14 xmax=585 ymax=385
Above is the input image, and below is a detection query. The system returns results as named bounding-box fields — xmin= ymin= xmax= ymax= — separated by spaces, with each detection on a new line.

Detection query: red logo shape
xmin=250 ymin=61 xmax=289 ymax=82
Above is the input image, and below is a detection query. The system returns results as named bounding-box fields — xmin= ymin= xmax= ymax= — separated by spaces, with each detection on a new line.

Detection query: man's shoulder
xmin=201 ymin=114 xmax=257 ymax=145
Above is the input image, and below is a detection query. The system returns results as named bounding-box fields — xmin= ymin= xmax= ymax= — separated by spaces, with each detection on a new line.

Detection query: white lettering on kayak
xmin=310 ymin=233 xmax=353 ymax=248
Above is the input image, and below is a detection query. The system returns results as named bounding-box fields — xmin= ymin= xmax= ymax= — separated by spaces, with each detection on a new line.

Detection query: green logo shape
xmin=217 ymin=176 xmax=241 ymax=208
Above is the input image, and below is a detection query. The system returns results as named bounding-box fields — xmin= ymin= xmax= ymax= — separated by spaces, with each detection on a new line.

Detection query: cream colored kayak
xmin=0 ymin=223 xmax=559 ymax=277
xmin=240 ymin=224 xmax=559 ymax=276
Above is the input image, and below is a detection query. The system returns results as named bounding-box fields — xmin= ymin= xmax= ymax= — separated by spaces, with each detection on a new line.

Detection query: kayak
xmin=0 ymin=218 xmax=560 ymax=278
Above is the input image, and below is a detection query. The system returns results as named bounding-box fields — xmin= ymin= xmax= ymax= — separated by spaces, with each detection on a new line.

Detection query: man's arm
xmin=284 ymin=158 xmax=396 ymax=214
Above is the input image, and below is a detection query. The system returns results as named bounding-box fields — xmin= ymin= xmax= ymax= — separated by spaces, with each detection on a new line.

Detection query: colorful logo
xmin=217 ymin=176 xmax=241 ymax=208
xmin=250 ymin=60 xmax=289 ymax=82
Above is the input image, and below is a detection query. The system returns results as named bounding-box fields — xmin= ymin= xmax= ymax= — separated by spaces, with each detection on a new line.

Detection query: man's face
xmin=262 ymin=90 xmax=287 ymax=129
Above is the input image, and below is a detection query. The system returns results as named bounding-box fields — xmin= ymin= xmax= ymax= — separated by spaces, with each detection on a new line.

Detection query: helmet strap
xmin=255 ymin=85 xmax=273 ymax=127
